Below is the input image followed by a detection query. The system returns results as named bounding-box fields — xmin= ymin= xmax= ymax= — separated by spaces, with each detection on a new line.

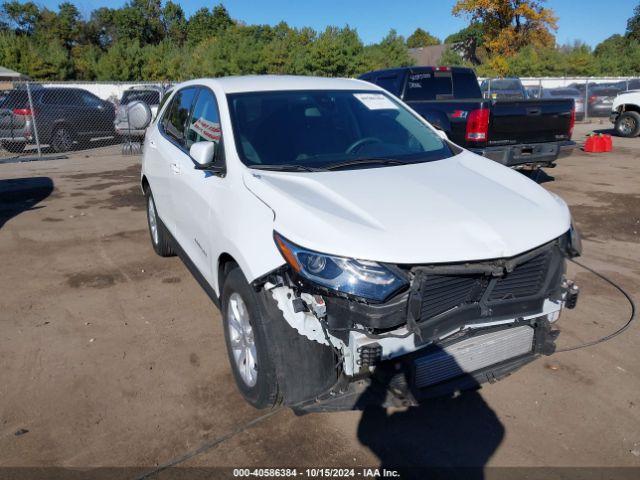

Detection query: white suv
xmin=141 ymin=76 xmax=581 ymax=412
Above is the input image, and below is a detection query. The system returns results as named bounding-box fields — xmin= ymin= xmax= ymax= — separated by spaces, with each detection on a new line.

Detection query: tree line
xmin=0 ymin=0 xmax=638 ymax=81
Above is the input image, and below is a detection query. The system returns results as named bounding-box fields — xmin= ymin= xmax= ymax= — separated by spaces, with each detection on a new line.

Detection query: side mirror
xmin=190 ymin=141 xmax=223 ymax=173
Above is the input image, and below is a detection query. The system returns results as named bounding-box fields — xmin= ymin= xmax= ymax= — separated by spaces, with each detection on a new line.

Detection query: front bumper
xmin=0 ymin=122 xmax=33 ymax=143
xmin=295 ymin=317 xmax=557 ymax=413
xmin=470 ymin=140 xmax=576 ymax=167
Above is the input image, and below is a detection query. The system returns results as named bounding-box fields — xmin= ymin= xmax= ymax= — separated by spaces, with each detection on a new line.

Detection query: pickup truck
xmin=610 ymin=90 xmax=640 ymax=137
xmin=138 ymin=75 xmax=581 ymax=412
xmin=359 ymin=67 xmax=576 ymax=168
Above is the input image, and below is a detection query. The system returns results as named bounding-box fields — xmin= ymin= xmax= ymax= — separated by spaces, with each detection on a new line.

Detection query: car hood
xmin=243 ymin=150 xmax=571 ymax=264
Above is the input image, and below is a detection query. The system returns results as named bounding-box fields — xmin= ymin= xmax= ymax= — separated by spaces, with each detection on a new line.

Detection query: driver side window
xmin=186 ymin=88 xmax=222 ymax=149
xmin=162 ymin=87 xmax=197 ymax=146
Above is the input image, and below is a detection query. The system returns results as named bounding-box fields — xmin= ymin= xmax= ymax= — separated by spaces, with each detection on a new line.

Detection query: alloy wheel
xmin=227 ymin=292 xmax=258 ymax=387
xmin=147 ymin=197 xmax=159 ymax=245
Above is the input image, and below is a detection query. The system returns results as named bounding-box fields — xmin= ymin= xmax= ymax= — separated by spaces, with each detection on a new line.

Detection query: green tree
xmin=444 ymin=23 xmax=484 ymax=64
xmin=439 ymin=46 xmax=469 ymax=67
xmin=626 ymin=3 xmax=640 ymax=41
xmin=162 ymin=1 xmax=187 ymax=45
xmin=307 ymin=26 xmax=364 ymax=77
xmin=95 ymin=40 xmax=144 ymax=80
xmin=362 ymin=29 xmax=413 ymax=72
xmin=3 ymin=1 xmax=41 ymax=34
xmin=406 ymin=28 xmax=439 ymax=48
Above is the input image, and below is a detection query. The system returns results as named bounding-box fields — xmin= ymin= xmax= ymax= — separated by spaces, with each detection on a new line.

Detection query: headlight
xmin=274 ymin=232 xmax=407 ymax=302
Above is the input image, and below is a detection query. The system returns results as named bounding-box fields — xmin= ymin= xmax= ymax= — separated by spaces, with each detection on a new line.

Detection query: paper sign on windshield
xmin=353 ymin=93 xmax=398 ymax=110
xmin=190 ymin=117 xmax=221 ymax=142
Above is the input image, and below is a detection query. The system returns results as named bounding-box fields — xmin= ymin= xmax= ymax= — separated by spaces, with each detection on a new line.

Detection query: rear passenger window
xmin=79 ymin=91 xmax=102 ymax=107
xmin=41 ymin=90 xmax=66 ymax=105
xmin=186 ymin=89 xmax=222 ymax=148
xmin=162 ymin=87 xmax=197 ymax=146
xmin=375 ymin=75 xmax=400 ymax=94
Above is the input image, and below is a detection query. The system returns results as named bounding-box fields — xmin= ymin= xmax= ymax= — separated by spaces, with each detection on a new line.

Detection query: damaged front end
xmin=256 ymin=231 xmax=581 ymax=412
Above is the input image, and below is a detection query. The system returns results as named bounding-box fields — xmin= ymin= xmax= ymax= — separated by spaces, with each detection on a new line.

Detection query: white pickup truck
xmin=611 ymin=90 xmax=640 ymax=137
xmin=139 ymin=75 xmax=581 ymax=412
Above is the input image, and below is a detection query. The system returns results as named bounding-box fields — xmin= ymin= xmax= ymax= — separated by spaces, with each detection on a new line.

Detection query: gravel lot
xmin=1 ymin=122 xmax=639 ymax=477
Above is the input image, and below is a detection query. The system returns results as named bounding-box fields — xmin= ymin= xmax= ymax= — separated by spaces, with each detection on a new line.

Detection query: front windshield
xmin=227 ymin=90 xmax=452 ymax=170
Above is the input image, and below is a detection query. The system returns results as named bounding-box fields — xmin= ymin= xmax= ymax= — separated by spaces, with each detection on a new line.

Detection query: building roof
xmin=178 ymin=75 xmax=380 ymax=94
xmin=0 ymin=66 xmax=27 ymax=79
xmin=408 ymin=45 xmax=449 ymax=66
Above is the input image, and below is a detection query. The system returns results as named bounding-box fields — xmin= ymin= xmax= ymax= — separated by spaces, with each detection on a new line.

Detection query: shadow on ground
xmin=0 ymin=177 xmax=54 ymax=229
xmin=520 ymin=168 xmax=555 ymax=184
xmin=355 ymin=348 xmax=505 ymax=479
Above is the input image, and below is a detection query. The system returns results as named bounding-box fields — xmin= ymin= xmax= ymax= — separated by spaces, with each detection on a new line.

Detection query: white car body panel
xmin=243 ymin=151 xmax=570 ymax=265
xmin=612 ymin=90 xmax=640 ymax=113
xmin=142 ymin=75 xmax=571 ymax=295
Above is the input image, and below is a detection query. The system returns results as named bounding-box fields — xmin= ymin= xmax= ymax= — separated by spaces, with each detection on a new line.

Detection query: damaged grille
xmin=416 ymin=248 xmax=554 ymax=322
xmin=489 ymin=251 xmax=551 ymax=301
xmin=420 ymin=275 xmax=485 ymax=319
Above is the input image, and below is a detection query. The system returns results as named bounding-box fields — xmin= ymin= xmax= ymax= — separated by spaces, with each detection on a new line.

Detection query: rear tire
xmin=145 ymin=191 xmax=175 ymax=257
xmin=221 ymin=267 xmax=280 ymax=409
xmin=50 ymin=125 xmax=75 ymax=152
xmin=2 ymin=142 xmax=25 ymax=153
xmin=615 ymin=111 xmax=640 ymax=137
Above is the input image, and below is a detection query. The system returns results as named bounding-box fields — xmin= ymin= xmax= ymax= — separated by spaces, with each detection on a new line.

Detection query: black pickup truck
xmin=359 ymin=67 xmax=576 ymax=168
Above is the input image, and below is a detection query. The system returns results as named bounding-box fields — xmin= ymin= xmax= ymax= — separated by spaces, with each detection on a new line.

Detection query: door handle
xmin=170 ymin=163 xmax=181 ymax=174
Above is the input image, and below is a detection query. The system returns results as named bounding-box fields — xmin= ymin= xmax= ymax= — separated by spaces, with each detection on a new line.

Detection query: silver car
xmin=542 ymin=88 xmax=585 ymax=120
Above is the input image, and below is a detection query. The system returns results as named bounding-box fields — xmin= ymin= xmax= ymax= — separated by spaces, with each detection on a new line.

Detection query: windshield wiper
xmin=325 ymin=158 xmax=407 ymax=171
xmin=250 ymin=164 xmax=325 ymax=172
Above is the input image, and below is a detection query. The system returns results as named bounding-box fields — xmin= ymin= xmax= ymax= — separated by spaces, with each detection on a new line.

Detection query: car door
xmin=171 ymin=86 xmax=225 ymax=281
xmin=150 ymin=86 xmax=198 ymax=237
xmin=78 ymin=90 xmax=114 ymax=135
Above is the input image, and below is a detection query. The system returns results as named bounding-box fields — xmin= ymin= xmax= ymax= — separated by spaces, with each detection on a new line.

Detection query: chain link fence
xmin=481 ymin=76 xmax=640 ymax=122
xmin=0 ymin=76 xmax=635 ymax=162
xmin=0 ymin=81 xmax=170 ymax=162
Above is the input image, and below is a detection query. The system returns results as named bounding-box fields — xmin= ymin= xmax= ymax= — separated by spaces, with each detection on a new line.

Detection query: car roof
xmin=175 ymin=75 xmax=381 ymax=94
xmin=126 ymin=85 xmax=164 ymax=91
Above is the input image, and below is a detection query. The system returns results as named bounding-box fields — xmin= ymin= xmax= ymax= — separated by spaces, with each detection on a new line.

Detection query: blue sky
xmin=56 ymin=0 xmax=637 ymax=47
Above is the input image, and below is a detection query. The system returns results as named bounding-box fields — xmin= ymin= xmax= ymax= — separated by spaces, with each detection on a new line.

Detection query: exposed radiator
xmin=414 ymin=325 xmax=534 ymax=388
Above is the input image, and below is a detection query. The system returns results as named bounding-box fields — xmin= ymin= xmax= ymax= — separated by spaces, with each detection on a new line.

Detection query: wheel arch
xmin=617 ymin=104 xmax=640 ymax=114
xmin=218 ymin=252 xmax=239 ymax=296
xmin=140 ymin=174 xmax=150 ymax=195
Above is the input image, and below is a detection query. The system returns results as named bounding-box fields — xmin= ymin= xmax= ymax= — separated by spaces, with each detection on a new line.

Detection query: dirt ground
xmin=1 ymin=122 xmax=639 ymax=477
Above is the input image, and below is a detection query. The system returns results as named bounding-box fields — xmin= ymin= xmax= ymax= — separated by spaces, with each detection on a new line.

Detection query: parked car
xmin=480 ymin=78 xmax=527 ymax=100
xmin=139 ymin=76 xmax=581 ymax=411
xmin=610 ymin=90 xmax=640 ymax=136
xmin=114 ymin=85 xmax=167 ymax=138
xmin=0 ymin=87 xmax=115 ymax=153
xmin=587 ymin=86 xmax=621 ymax=117
xmin=542 ymin=88 xmax=585 ymax=120
xmin=359 ymin=67 xmax=576 ymax=168
xmin=525 ymin=86 xmax=543 ymax=99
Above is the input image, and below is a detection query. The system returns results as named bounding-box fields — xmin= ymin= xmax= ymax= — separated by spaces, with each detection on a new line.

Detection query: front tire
xmin=615 ymin=111 xmax=640 ymax=137
xmin=221 ymin=267 xmax=280 ymax=409
xmin=145 ymin=191 xmax=175 ymax=257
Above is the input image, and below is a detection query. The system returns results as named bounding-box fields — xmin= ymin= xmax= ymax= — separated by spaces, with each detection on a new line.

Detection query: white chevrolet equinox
xmin=141 ymin=76 xmax=581 ymax=412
